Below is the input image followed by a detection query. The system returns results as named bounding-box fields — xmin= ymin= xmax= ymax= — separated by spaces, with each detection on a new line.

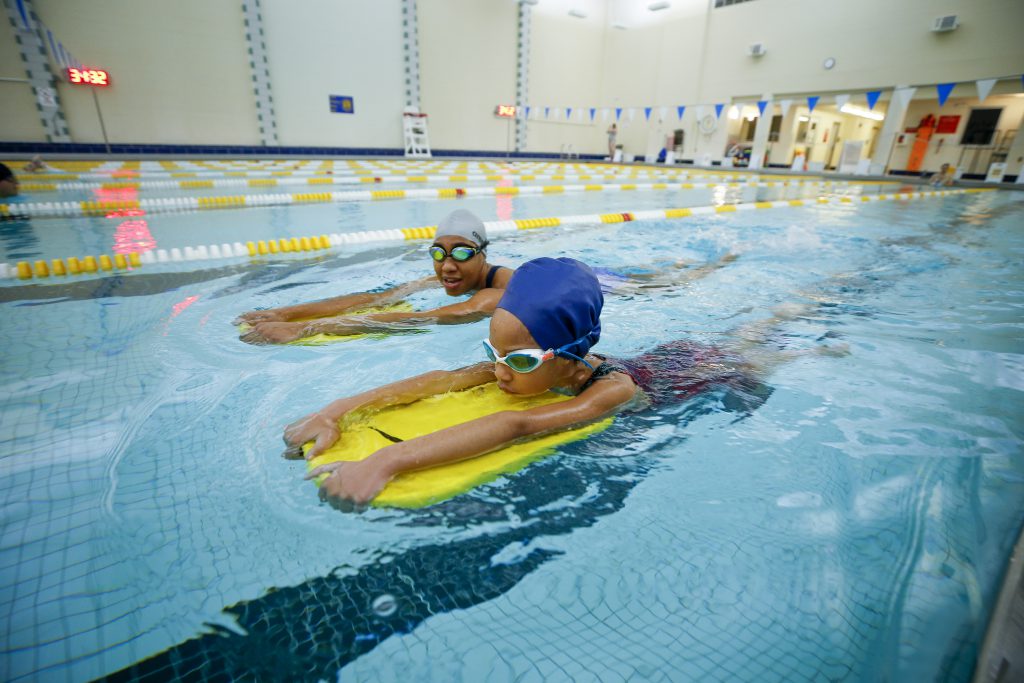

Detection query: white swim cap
xmin=434 ymin=209 xmax=488 ymax=248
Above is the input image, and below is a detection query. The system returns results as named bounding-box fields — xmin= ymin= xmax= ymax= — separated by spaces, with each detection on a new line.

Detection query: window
xmin=768 ymin=115 xmax=783 ymax=142
xmin=960 ymin=108 xmax=1001 ymax=146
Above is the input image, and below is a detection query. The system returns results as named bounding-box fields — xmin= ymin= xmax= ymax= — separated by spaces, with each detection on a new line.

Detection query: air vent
xmin=748 ymin=43 xmax=767 ymax=57
xmin=932 ymin=15 xmax=959 ymax=32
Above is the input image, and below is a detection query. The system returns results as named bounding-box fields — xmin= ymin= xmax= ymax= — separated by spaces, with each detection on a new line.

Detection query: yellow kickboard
xmin=306 ymin=383 xmax=614 ymax=508
xmin=239 ymin=303 xmax=415 ymax=345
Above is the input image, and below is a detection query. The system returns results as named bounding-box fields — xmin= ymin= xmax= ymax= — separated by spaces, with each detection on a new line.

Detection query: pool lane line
xmin=2 ymin=178 xmax=879 ymax=220
xmin=18 ymin=170 xmax=787 ymax=192
xmin=8 ymin=161 xmax=758 ymax=184
xmin=0 ymin=188 xmax=987 ymax=282
xmin=15 ymin=167 xmax=753 ymax=190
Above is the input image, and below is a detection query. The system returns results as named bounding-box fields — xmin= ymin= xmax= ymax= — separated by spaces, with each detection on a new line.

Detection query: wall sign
xmin=494 ymin=104 xmax=516 ymax=118
xmin=67 ymin=67 xmax=110 ymax=87
xmin=936 ymin=115 xmax=961 ymax=134
xmin=329 ymin=95 xmax=354 ymax=114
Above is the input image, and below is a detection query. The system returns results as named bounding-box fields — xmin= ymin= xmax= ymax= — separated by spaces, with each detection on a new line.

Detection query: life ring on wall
xmin=698 ymin=114 xmax=718 ymax=135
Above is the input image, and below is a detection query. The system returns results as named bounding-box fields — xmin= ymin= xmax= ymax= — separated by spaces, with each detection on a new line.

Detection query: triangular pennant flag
xmin=975 ymin=78 xmax=996 ymax=103
xmin=894 ymin=87 xmax=917 ymax=108
xmin=659 ymin=106 xmax=667 ymax=121
xmin=834 ymin=94 xmax=850 ymax=110
xmin=627 ymin=108 xmax=635 ymax=122
xmin=525 ymin=106 xmax=531 ymax=119
xmin=714 ymin=103 xmax=724 ymax=118
xmin=589 ymin=107 xmax=596 ymax=121
xmin=936 ymin=83 xmax=955 ymax=107
xmin=779 ymin=99 xmax=792 ymax=117
xmin=615 ymin=107 xmax=622 ymax=121
xmin=544 ymin=106 xmax=550 ymax=119
xmin=676 ymin=105 xmax=685 ymax=120
xmin=865 ymin=91 xmax=881 ymax=110
xmin=694 ymin=105 xmax=706 ymax=121
xmin=644 ymin=107 xmax=652 ymax=121
xmin=807 ymin=96 xmax=819 ymax=113
xmin=601 ymin=108 xmax=609 ymax=121
xmin=757 ymin=100 xmax=768 ymax=116
xmin=566 ymin=107 xmax=572 ymax=119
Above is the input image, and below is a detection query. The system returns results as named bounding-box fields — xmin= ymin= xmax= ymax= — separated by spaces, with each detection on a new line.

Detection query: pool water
xmin=1 ymin=168 xmax=1022 ymax=681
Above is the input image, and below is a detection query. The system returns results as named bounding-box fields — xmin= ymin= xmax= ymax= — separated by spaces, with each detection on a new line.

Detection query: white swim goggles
xmin=483 ymin=338 xmax=594 ymax=373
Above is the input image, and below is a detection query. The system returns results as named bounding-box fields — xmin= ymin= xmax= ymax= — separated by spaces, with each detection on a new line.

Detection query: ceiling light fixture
xmin=569 ymin=8 xmax=587 ymax=18
xmin=648 ymin=1 xmax=671 ymax=10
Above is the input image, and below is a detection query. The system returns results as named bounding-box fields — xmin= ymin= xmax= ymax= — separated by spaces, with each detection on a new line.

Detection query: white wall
xmin=261 ymin=0 xmax=405 ymax=149
xmin=0 ymin=17 xmax=44 ymax=142
xmin=526 ymin=3 xmax=607 ymax=155
xmin=418 ymin=0 xmax=518 ymax=152
xmin=29 ymin=0 xmax=259 ymax=145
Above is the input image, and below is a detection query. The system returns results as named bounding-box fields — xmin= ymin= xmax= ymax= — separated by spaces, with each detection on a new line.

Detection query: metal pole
xmin=91 ymin=88 xmax=111 ymax=153
xmin=506 ymin=118 xmax=511 ymax=158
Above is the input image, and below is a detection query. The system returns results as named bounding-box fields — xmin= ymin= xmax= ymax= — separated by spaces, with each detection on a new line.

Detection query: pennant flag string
xmin=936 ymin=83 xmax=955 ymax=107
xmin=975 ymin=79 xmax=996 ymax=103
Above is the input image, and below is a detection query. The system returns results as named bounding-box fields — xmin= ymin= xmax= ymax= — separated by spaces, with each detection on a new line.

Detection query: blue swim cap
xmin=497 ymin=257 xmax=603 ymax=360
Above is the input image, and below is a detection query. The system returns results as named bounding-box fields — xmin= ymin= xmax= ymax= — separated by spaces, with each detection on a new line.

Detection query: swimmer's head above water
xmin=488 ymin=257 xmax=604 ymax=395
xmin=430 ymin=209 xmax=492 ymax=296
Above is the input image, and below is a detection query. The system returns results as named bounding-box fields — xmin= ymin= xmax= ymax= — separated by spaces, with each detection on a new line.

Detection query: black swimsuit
xmin=484 ymin=265 xmax=507 ymax=289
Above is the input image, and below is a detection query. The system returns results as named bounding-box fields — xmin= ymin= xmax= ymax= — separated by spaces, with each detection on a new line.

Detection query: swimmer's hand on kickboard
xmin=283 ymin=412 xmax=340 ymax=460
xmin=233 ymin=309 xmax=286 ymax=326
xmin=241 ymin=320 xmax=309 ymax=344
xmin=309 ymin=457 xmax=394 ymax=509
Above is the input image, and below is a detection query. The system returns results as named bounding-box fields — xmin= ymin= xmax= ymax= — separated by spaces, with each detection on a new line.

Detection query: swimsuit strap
xmin=484 ymin=264 xmax=506 ymax=289
xmin=577 ymin=356 xmax=632 ymax=394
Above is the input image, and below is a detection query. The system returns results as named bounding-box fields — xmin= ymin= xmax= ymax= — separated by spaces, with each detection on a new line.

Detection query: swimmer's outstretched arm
xmin=308 ymin=372 xmax=637 ymax=507
xmin=241 ymin=288 xmax=503 ymax=344
xmin=234 ymin=275 xmax=437 ymax=325
xmin=282 ymin=362 xmax=497 ymax=460
xmin=612 ymin=253 xmax=737 ymax=294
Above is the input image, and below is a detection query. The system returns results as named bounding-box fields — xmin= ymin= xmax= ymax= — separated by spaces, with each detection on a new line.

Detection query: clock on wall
xmin=698 ymin=114 xmax=717 ymax=134
xmin=67 ymin=67 xmax=110 ymax=87
xmin=823 ymin=57 xmax=836 ymax=70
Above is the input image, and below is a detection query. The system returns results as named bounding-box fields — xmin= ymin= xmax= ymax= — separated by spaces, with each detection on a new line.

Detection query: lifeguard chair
xmin=403 ymin=107 xmax=431 ymax=158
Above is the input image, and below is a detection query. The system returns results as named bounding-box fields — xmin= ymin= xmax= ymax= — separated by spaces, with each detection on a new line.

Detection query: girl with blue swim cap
xmin=285 ymin=256 xmax=823 ymax=507
xmin=286 ymin=257 xmax=642 ymax=506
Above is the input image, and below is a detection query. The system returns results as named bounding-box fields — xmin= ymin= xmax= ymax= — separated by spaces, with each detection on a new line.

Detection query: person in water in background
xmin=237 ymin=208 xmax=737 ymax=345
xmin=237 ymin=209 xmax=514 ymax=344
xmin=929 ymin=163 xmax=956 ymax=187
xmin=0 ymin=163 xmax=20 ymax=198
xmin=21 ymin=156 xmax=47 ymax=173
xmin=286 ymin=257 xmax=840 ymax=507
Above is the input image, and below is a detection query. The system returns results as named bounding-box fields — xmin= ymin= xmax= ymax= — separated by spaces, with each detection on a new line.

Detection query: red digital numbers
xmin=495 ymin=104 xmax=516 ymax=118
xmin=67 ymin=67 xmax=110 ymax=87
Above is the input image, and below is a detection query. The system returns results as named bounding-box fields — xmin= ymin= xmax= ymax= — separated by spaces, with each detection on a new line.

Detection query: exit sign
xmin=494 ymin=104 xmax=516 ymax=118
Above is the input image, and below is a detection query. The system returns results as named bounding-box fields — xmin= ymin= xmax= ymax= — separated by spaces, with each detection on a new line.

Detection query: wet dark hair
xmin=0 ymin=163 xmax=13 ymax=183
